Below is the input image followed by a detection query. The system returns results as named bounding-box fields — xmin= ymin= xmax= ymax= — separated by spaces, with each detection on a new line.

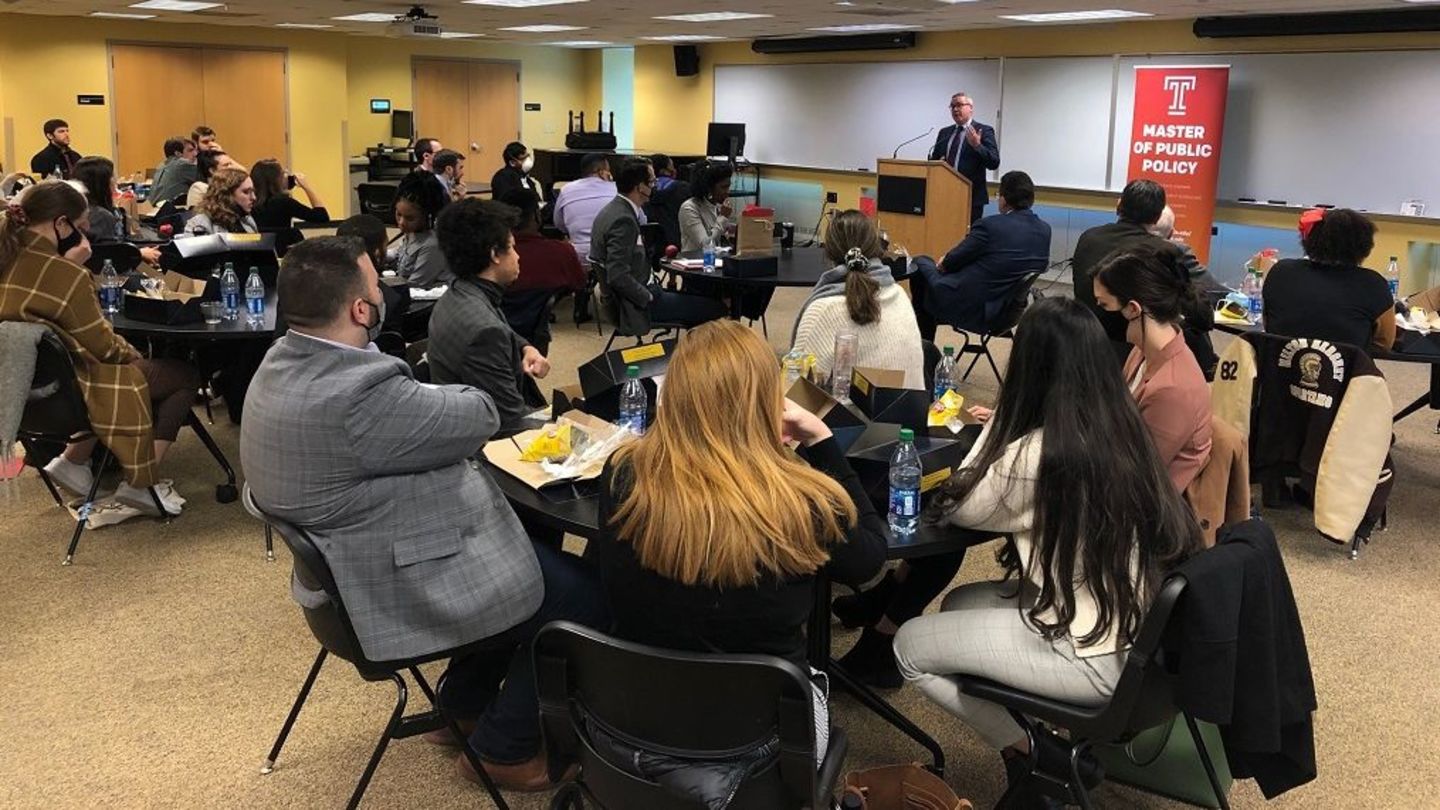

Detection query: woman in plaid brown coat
xmin=2 ymin=181 xmax=197 ymax=509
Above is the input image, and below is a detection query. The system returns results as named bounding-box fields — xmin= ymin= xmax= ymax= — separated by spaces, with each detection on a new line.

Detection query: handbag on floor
xmin=841 ymin=764 xmax=972 ymax=810
xmin=1093 ymin=714 xmax=1233 ymax=808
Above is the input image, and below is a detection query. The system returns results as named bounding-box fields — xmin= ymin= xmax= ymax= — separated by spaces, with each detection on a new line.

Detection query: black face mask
xmin=54 ymin=219 xmax=83 ymax=256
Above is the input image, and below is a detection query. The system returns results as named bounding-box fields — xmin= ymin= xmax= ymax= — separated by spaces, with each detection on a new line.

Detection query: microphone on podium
xmin=891 ymin=127 xmax=935 ymax=159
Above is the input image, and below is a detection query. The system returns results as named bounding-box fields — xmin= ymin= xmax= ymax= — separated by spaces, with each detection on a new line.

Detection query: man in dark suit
xmin=589 ymin=156 xmax=724 ymax=335
xmin=910 ymin=171 xmax=1052 ymax=340
xmin=30 ymin=119 xmax=81 ymax=179
xmin=928 ymin=92 xmax=1000 ymax=225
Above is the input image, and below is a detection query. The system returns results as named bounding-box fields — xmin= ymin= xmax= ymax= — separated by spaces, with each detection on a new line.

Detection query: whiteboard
xmin=713 ymin=60 xmax=1001 ymax=173
xmin=997 ymin=56 xmax=1115 ymax=192
xmin=1110 ymin=51 xmax=1440 ymax=211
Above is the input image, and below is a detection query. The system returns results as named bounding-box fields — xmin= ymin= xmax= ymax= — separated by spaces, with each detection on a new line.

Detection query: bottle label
xmin=248 ymin=297 xmax=265 ymax=315
xmin=888 ymin=486 xmax=919 ymax=518
xmin=224 ymin=292 xmax=239 ymax=310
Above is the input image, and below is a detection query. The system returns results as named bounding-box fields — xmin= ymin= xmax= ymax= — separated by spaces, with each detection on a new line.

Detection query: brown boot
xmin=422 ymin=719 xmax=477 ymax=747
xmin=455 ymin=750 xmax=573 ymax=793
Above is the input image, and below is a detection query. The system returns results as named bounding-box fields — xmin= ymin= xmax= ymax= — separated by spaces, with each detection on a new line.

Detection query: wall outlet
xmin=825 ymin=191 xmax=838 ymax=204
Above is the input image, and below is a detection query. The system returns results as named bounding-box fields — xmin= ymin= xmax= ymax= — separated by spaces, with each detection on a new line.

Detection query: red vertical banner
xmin=1126 ymin=65 xmax=1230 ymax=266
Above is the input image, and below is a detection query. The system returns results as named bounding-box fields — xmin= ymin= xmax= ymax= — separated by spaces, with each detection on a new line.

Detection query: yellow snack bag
xmin=927 ymin=390 xmax=965 ymax=427
xmin=520 ymin=423 xmax=573 ymax=462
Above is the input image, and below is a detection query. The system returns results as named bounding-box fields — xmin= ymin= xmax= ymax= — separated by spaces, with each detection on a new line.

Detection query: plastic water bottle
xmin=618 ymin=365 xmax=647 ymax=435
xmin=932 ymin=345 xmax=956 ymax=403
xmin=220 ymin=263 xmax=240 ymax=319
xmin=1386 ymin=256 xmax=1400 ymax=302
xmin=1241 ymin=269 xmax=1263 ymax=322
xmin=888 ymin=428 xmax=922 ymax=538
xmin=783 ymin=347 xmax=808 ymax=387
xmin=244 ymin=268 xmax=266 ymax=327
xmin=702 ymin=235 xmax=716 ymax=274
xmin=99 ymin=259 xmax=122 ymax=315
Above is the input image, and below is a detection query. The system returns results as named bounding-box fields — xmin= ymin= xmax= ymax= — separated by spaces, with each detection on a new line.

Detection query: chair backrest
xmin=588 ymin=257 xmax=650 ymax=337
xmin=19 ymin=330 xmax=92 ymax=440
xmin=357 ymin=183 xmax=399 ymax=226
xmin=534 ymin=621 xmax=823 ymax=809
xmin=1084 ymin=574 xmax=1190 ymax=742
xmin=986 ymin=270 xmax=1043 ymax=334
xmin=83 ymin=242 xmax=143 ymax=275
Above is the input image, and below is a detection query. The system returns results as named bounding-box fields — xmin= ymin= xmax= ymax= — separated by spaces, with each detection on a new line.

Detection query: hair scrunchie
xmin=844 ymin=246 xmax=868 ymax=272
xmin=1298 ymin=207 xmax=1326 ymax=240
xmin=4 ymin=202 xmax=27 ymax=227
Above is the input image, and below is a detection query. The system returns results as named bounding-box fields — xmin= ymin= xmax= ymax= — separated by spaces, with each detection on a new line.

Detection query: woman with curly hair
xmin=186 ymin=167 xmax=257 ymax=236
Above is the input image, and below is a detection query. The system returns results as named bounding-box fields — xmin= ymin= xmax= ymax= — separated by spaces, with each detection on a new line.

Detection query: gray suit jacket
xmin=588 ymin=195 xmax=654 ymax=336
xmin=240 ymin=331 xmax=543 ymax=662
xmin=428 ymin=276 xmax=532 ymax=430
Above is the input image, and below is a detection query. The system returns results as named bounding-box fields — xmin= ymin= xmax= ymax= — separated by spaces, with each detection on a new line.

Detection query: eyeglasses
xmin=949 ymin=102 xmax=973 ymax=109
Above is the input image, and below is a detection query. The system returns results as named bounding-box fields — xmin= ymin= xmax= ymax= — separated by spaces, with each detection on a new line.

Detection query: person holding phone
xmin=678 ymin=161 xmax=734 ymax=253
xmin=250 ymin=159 xmax=329 ymax=231
xmin=928 ymin=92 xmax=1000 ymax=225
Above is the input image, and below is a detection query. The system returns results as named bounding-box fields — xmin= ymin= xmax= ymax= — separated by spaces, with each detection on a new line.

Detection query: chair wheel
xmin=216 ymin=483 xmax=238 ymax=503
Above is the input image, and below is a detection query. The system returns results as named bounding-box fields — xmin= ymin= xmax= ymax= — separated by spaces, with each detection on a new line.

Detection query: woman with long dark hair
xmin=891 ymin=296 xmax=1202 ymax=792
xmin=72 ymin=155 xmax=162 ymax=265
xmin=249 ymin=158 xmax=329 ymax=230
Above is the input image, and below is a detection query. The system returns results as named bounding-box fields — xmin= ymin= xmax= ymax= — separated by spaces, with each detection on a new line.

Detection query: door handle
xmin=471 ymin=142 xmax=480 ymax=152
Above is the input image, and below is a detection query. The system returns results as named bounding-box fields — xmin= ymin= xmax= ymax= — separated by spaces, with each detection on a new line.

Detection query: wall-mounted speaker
xmin=674 ymin=45 xmax=700 ymax=77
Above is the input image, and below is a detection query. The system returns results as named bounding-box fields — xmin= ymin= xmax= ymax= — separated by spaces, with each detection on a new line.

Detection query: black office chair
xmin=84 ymin=242 xmax=144 ymax=275
xmin=951 ymin=270 xmax=1043 ymax=384
xmin=588 ymin=258 xmax=687 ymax=352
xmin=583 ymin=259 xmax=606 ymax=335
xmin=357 ymin=183 xmax=400 ymax=226
xmin=248 ymin=502 xmax=511 ymax=810
xmin=17 ymin=329 xmax=173 ymax=565
xmin=535 ymin=621 xmax=849 ymax=810
xmin=954 ymin=575 xmax=1230 ymax=810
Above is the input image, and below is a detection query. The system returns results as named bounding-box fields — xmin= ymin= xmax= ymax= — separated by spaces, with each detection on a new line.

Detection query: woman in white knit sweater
xmin=790 ymin=210 xmax=924 ymax=389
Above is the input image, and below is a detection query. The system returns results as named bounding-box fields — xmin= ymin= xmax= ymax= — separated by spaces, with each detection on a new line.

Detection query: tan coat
xmin=0 ymin=230 xmax=157 ymax=486
xmin=1186 ymin=417 xmax=1251 ymax=547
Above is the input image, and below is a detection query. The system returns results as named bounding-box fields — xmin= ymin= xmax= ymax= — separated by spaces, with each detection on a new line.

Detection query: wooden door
xmin=467 ymin=62 xmax=520 ymax=181
xmin=413 ymin=59 xmax=472 ymax=164
xmin=202 ymin=49 xmax=288 ymax=169
xmin=111 ymin=45 xmax=205 ymax=177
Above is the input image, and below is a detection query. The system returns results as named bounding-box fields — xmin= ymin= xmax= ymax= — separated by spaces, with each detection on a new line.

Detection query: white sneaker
xmin=113 ymin=481 xmax=183 ymax=516
xmin=152 ymin=480 xmax=187 ymax=512
xmin=43 ymin=457 xmax=94 ymax=497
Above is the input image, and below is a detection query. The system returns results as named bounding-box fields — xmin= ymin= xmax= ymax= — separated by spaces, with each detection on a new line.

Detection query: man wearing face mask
xmin=242 ymin=235 xmax=608 ymax=793
xmin=490 ymin=142 xmax=545 ymax=210
xmin=428 ymin=198 xmax=550 ymax=435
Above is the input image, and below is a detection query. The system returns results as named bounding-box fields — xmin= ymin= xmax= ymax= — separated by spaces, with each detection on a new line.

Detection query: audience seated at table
xmin=185 ymin=150 xmax=241 ymax=209
xmin=499 ymin=188 xmax=586 ymax=356
xmin=589 ymin=319 xmax=887 ymax=771
xmin=72 ymin=156 xmax=161 ymax=266
xmin=428 ymin=197 xmax=551 ymax=434
xmin=1263 ymin=207 xmax=1395 ymax=354
xmin=0 ymin=180 xmax=198 ymax=517
xmin=889 ymin=296 xmax=1203 ymax=801
xmin=185 ymin=168 xmax=258 ymax=236
xmin=908 ymin=170 xmax=1052 ymax=340
xmin=30 ymin=118 xmax=81 ymax=180
xmin=490 ymin=142 xmax=545 ymax=209
xmin=334 ymin=213 xmax=410 ymax=350
xmin=149 ymin=137 xmax=198 ymax=207
xmin=387 ymin=170 xmax=453 ymax=289
xmin=551 ymin=153 xmax=614 ymax=263
xmin=791 ymin=209 xmax=925 ymax=389
xmin=644 ymin=153 xmax=690 ymax=251
xmin=678 ymin=161 xmax=734 ymax=253
xmin=239 ymin=236 xmax=607 ymax=793
xmin=589 ymin=157 xmax=726 ymax=331
xmin=431 ymin=149 xmax=467 ymax=203
xmin=250 ymin=159 xmax=329 ymax=230
xmin=1092 ymin=242 xmax=1213 ymax=491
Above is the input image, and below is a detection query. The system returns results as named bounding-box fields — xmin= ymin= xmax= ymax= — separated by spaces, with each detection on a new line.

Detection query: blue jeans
xmin=440 ymin=542 xmax=610 ymax=764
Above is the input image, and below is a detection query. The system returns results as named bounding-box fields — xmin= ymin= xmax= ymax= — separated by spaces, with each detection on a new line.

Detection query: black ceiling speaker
xmin=674 ymin=45 xmax=700 ymax=77
xmin=1194 ymin=8 xmax=1440 ymax=37
xmin=752 ymin=31 xmax=917 ymax=54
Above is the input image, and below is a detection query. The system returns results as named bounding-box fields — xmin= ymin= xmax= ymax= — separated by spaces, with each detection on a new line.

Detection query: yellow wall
xmin=631 ymin=19 xmax=1440 ymax=286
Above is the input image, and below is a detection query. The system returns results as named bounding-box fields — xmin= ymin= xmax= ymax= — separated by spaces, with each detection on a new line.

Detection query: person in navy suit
xmin=928 ymin=92 xmax=1001 ymax=225
xmin=910 ymin=171 xmax=1052 ymax=340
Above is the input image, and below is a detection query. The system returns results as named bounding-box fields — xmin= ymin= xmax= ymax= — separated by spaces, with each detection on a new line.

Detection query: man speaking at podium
xmin=928 ymin=92 xmax=1000 ymax=225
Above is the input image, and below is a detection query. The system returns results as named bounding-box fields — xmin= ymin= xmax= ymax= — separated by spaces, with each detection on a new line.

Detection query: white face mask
xmin=520 ymin=155 xmax=534 ymax=173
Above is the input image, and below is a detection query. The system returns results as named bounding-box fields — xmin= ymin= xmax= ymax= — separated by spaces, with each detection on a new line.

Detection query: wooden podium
xmin=873 ymin=159 xmax=972 ymax=259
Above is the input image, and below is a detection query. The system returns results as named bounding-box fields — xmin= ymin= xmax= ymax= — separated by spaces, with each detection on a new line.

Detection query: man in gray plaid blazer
xmin=241 ymin=237 xmax=607 ymax=792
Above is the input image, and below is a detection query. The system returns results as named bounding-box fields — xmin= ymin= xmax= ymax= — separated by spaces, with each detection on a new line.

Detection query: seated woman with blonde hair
xmin=589 ymin=319 xmax=887 ymax=771
xmin=185 ymin=168 xmax=258 ymax=236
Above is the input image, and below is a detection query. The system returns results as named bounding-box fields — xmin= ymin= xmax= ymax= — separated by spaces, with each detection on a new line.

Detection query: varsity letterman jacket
xmin=1211 ymin=332 xmax=1394 ymax=543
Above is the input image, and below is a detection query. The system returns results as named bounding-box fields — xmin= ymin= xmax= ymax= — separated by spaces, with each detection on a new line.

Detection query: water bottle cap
xmin=898 ymin=428 xmax=914 ymax=442
xmin=626 ymin=365 xmax=640 ymax=378
xmin=942 ymin=345 xmax=954 ymax=356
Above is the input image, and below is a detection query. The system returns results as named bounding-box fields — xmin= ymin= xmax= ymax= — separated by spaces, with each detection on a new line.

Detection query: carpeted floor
xmin=2 ymin=284 xmax=1437 ymax=809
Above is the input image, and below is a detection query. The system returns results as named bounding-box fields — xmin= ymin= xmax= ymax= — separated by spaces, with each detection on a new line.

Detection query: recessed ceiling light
xmin=642 ymin=34 xmax=724 ymax=41
xmin=128 ymin=0 xmax=220 ymax=10
xmin=438 ymin=31 xmax=483 ymax=38
xmin=499 ymin=23 xmax=587 ymax=32
xmin=91 ymin=10 xmax=157 ymax=17
xmin=331 ymin=12 xmax=394 ymax=22
xmin=998 ymin=9 xmax=1152 ymax=22
xmin=654 ymin=11 xmax=772 ymax=22
xmin=275 ymin=22 xmax=333 ymax=28
xmin=548 ymin=40 xmax=616 ymax=47
xmin=808 ymin=23 xmax=918 ymax=32
xmin=934 ymin=0 xmax=981 ymax=4
xmin=463 ymin=0 xmax=586 ymax=5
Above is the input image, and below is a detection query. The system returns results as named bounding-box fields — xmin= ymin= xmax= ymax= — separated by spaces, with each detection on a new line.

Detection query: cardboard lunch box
xmin=122 ymin=271 xmax=217 ymax=325
xmin=785 ymin=376 xmax=869 ymax=453
xmin=576 ymin=338 xmax=675 ymax=423
xmin=844 ymin=421 xmax=978 ymax=513
xmin=482 ymin=411 xmax=632 ymax=491
xmin=849 ymin=367 xmax=930 ymax=430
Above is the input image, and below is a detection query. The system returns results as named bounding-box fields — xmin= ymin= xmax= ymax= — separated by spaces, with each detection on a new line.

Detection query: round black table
xmin=110 ymin=289 xmax=279 ymax=339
